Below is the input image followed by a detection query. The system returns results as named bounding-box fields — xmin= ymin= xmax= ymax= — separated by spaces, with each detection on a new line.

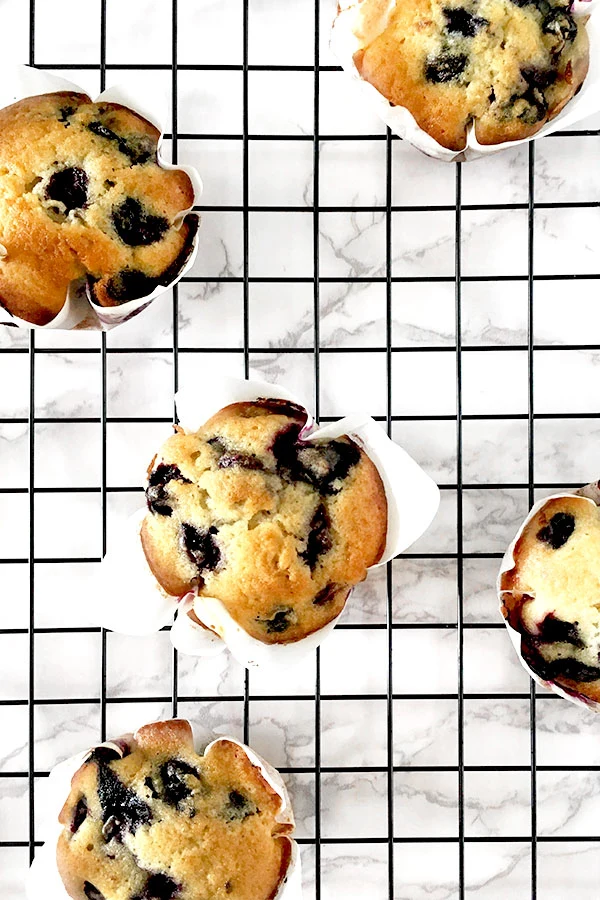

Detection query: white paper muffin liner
xmin=26 ymin=719 xmax=301 ymax=900
xmin=90 ymin=375 xmax=440 ymax=669
xmin=0 ymin=64 xmax=202 ymax=331
xmin=331 ymin=0 xmax=600 ymax=162
xmin=498 ymin=480 xmax=600 ymax=710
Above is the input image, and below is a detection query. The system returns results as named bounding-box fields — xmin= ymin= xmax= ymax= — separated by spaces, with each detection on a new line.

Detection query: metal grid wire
xmin=0 ymin=0 xmax=600 ymax=897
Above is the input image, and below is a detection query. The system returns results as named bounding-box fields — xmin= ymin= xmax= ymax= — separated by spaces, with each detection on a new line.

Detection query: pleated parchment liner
xmin=0 ymin=64 xmax=202 ymax=331
xmin=90 ymin=376 xmax=441 ymax=669
xmin=26 ymin=719 xmax=301 ymax=900
xmin=331 ymin=0 xmax=600 ymax=162
xmin=498 ymin=479 xmax=600 ymax=710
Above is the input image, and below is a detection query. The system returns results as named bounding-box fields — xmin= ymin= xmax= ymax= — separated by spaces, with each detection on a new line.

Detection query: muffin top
xmin=57 ymin=720 xmax=292 ymax=900
xmin=140 ymin=400 xmax=387 ymax=644
xmin=0 ymin=91 xmax=197 ymax=325
xmin=353 ymin=0 xmax=589 ymax=150
xmin=501 ymin=494 xmax=600 ymax=701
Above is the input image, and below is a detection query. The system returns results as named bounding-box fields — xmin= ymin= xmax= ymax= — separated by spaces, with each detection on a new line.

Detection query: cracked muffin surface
xmin=57 ymin=720 xmax=292 ymax=900
xmin=140 ymin=400 xmax=388 ymax=644
xmin=353 ymin=0 xmax=589 ymax=150
xmin=0 ymin=91 xmax=197 ymax=325
xmin=501 ymin=494 xmax=600 ymax=703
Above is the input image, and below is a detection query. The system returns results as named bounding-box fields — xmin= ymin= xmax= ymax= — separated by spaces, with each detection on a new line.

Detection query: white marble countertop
xmin=1 ymin=1 xmax=600 ymax=898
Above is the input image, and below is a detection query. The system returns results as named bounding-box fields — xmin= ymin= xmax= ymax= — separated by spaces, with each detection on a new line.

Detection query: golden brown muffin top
xmin=0 ymin=91 xmax=195 ymax=324
xmin=353 ymin=0 xmax=589 ymax=150
xmin=57 ymin=720 xmax=292 ymax=900
xmin=141 ymin=400 xmax=388 ymax=644
xmin=501 ymin=494 xmax=600 ymax=702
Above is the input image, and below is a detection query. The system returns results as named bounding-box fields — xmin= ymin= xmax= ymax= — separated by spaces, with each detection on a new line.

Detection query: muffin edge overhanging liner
xmin=25 ymin=719 xmax=301 ymax=900
xmin=89 ymin=375 xmax=441 ymax=668
xmin=497 ymin=479 xmax=600 ymax=711
xmin=0 ymin=64 xmax=202 ymax=331
xmin=330 ymin=0 xmax=600 ymax=163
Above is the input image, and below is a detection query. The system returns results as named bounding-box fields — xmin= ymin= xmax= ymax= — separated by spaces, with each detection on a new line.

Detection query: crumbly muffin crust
xmin=353 ymin=0 xmax=589 ymax=150
xmin=140 ymin=400 xmax=388 ymax=644
xmin=0 ymin=92 xmax=196 ymax=325
xmin=501 ymin=494 xmax=600 ymax=703
xmin=57 ymin=720 xmax=292 ymax=900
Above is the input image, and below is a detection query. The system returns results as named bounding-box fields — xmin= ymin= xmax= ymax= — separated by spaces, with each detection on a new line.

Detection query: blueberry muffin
xmin=500 ymin=491 xmax=600 ymax=702
xmin=352 ymin=0 xmax=590 ymax=150
xmin=141 ymin=399 xmax=387 ymax=644
xmin=57 ymin=720 xmax=293 ymax=900
xmin=0 ymin=91 xmax=197 ymax=325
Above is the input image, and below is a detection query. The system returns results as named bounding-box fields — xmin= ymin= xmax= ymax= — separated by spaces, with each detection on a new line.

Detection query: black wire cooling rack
xmin=1 ymin=1 xmax=600 ymax=898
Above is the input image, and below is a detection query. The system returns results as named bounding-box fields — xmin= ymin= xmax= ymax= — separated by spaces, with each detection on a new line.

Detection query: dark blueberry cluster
xmin=270 ymin=422 xmax=361 ymax=576
xmin=520 ymin=612 xmax=592 ymax=688
xmin=313 ymin=583 xmax=342 ymax=607
xmin=219 ymin=450 xmax=263 ymax=470
xmin=95 ymin=217 xmax=198 ymax=306
xmin=45 ymin=166 xmax=89 ymax=212
xmin=272 ymin=425 xmax=360 ymax=495
xmin=87 ymin=120 xmax=155 ymax=166
xmin=512 ymin=66 xmax=557 ymax=123
xmin=296 ymin=442 xmax=361 ymax=494
xmin=132 ymin=873 xmax=181 ymax=900
xmin=157 ymin=759 xmax=203 ymax=811
xmin=443 ymin=7 xmax=488 ymax=37
xmin=270 ymin=424 xmax=305 ymax=475
xmin=536 ymin=511 xmax=576 ymax=549
xmin=258 ymin=606 xmax=298 ymax=635
xmin=425 ymin=52 xmax=469 ymax=84
xmin=510 ymin=0 xmax=576 ymax=27
xmin=146 ymin=464 xmax=190 ymax=517
xmin=222 ymin=790 xmax=258 ymax=823
xmin=70 ymin=798 xmax=88 ymax=834
xmin=96 ymin=762 xmax=152 ymax=842
xmin=83 ymin=883 xmax=105 ymax=900
xmin=208 ymin=437 xmax=263 ymax=471
xmin=524 ymin=644 xmax=600 ymax=684
xmin=506 ymin=5 xmax=577 ymax=123
xmin=300 ymin=504 xmax=333 ymax=571
xmin=144 ymin=775 xmax=160 ymax=800
xmin=180 ymin=523 xmax=221 ymax=574
xmin=58 ymin=105 xmax=77 ymax=124
xmin=84 ymin=871 xmax=180 ymax=900
xmin=87 ymin=742 xmax=129 ymax=764
xmin=543 ymin=8 xmax=578 ymax=44
xmin=521 ymin=66 xmax=557 ymax=91
xmin=103 ymin=269 xmax=161 ymax=304
xmin=112 ymin=198 xmax=169 ymax=247
xmin=537 ymin=613 xmax=584 ymax=648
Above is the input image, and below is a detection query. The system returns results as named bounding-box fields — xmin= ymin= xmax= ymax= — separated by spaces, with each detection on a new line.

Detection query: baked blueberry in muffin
xmin=141 ymin=400 xmax=387 ymax=644
xmin=57 ymin=720 xmax=294 ymax=900
xmin=500 ymin=490 xmax=600 ymax=702
xmin=351 ymin=0 xmax=590 ymax=150
xmin=0 ymin=92 xmax=197 ymax=325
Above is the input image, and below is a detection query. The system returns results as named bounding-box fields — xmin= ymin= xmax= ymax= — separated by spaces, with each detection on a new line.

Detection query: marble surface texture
xmin=1 ymin=0 xmax=600 ymax=898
